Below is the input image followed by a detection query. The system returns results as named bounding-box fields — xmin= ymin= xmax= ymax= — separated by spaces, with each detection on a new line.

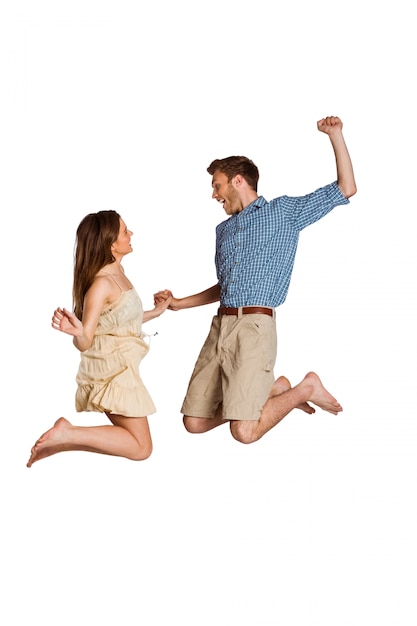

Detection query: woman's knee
xmin=129 ymin=440 xmax=153 ymax=461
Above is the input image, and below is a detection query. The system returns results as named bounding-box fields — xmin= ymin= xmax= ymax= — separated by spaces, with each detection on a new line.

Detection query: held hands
xmin=154 ymin=289 xmax=179 ymax=311
xmin=317 ymin=116 xmax=343 ymax=136
xmin=143 ymin=289 xmax=174 ymax=323
xmin=152 ymin=291 xmax=173 ymax=317
xmin=52 ymin=307 xmax=83 ymax=336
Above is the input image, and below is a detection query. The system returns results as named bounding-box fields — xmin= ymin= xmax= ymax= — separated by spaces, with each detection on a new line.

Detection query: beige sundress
xmin=75 ymin=284 xmax=156 ymax=418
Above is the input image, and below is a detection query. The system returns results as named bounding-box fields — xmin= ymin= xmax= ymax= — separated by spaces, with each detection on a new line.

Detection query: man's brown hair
xmin=207 ymin=156 xmax=259 ymax=191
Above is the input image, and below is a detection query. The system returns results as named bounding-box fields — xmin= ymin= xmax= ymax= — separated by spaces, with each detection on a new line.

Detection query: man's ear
xmin=232 ymin=174 xmax=243 ymax=188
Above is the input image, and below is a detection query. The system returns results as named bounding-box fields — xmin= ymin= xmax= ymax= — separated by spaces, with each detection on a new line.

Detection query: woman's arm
xmin=52 ymin=278 xmax=110 ymax=352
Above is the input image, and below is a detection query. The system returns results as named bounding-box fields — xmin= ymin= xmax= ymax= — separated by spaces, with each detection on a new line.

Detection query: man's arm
xmin=154 ymin=283 xmax=220 ymax=311
xmin=317 ymin=116 xmax=357 ymax=199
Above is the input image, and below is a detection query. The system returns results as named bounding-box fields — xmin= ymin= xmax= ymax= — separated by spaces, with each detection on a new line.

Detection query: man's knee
xmin=230 ymin=420 xmax=258 ymax=445
xmin=183 ymin=415 xmax=207 ymax=434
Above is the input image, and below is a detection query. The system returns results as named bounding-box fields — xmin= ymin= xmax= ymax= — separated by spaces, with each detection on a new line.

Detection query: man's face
xmin=211 ymin=171 xmax=242 ymax=215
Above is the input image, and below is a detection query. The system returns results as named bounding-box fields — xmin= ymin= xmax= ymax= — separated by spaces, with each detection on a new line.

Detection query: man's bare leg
xmin=230 ymin=371 xmax=342 ymax=444
xmin=183 ymin=405 xmax=227 ymax=434
xmin=271 ymin=375 xmax=315 ymax=414
xmin=183 ymin=374 xmax=316 ymax=435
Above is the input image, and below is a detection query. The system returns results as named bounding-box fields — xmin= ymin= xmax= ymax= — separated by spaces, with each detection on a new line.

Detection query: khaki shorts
xmin=181 ymin=310 xmax=277 ymax=421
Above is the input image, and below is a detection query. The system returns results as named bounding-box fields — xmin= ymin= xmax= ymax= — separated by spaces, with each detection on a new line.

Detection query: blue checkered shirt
xmin=215 ymin=181 xmax=349 ymax=308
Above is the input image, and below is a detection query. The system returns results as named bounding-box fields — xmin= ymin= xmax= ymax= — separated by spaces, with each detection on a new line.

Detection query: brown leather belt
xmin=218 ymin=306 xmax=274 ymax=317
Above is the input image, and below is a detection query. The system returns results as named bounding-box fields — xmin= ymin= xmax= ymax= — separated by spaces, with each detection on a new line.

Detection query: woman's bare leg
xmin=27 ymin=413 xmax=152 ymax=467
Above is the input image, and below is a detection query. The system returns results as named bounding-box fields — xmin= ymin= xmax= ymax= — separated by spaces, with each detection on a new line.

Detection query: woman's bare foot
xmin=303 ymin=372 xmax=343 ymax=415
xmin=27 ymin=417 xmax=72 ymax=467
xmin=271 ymin=376 xmax=316 ymax=414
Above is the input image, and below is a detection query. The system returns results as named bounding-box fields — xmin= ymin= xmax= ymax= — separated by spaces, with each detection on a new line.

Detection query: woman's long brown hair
xmin=72 ymin=210 xmax=120 ymax=319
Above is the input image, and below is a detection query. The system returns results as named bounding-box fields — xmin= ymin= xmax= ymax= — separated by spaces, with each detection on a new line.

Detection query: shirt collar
xmin=235 ymin=196 xmax=266 ymax=217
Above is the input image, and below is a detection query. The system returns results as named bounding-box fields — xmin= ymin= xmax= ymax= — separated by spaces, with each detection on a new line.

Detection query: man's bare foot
xmin=271 ymin=375 xmax=316 ymax=414
xmin=303 ymin=372 xmax=343 ymax=415
xmin=27 ymin=417 xmax=72 ymax=467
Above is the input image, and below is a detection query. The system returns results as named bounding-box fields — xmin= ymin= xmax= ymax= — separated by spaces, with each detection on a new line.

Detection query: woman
xmin=27 ymin=210 xmax=171 ymax=467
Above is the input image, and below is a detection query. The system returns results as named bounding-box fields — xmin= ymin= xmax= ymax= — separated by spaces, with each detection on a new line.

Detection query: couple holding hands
xmin=27 ymin=116 xmax=356 ymax=467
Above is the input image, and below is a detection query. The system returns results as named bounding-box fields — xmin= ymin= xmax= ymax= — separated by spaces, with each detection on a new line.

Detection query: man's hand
xmin=317 ymin=116 xmax=343 ymax=135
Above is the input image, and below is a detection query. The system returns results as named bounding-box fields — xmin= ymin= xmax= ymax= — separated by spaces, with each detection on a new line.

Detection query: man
xmin=155 ymin=116 xmax=356 ymax=444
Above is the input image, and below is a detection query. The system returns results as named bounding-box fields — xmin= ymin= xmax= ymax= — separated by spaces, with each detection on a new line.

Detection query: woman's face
xmin=111 ymin=217 xmax=133 ymax=257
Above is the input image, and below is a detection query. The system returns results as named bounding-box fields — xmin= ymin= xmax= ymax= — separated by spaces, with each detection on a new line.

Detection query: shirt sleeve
xmin=279 ymin=181 xmax=349 ymax=231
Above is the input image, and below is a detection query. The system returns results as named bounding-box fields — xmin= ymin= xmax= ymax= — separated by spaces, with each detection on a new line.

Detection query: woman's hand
xmin=52 ymin=307 xmax=83 ymax=337
xmin=143 ymin=292 xmax=173 ymax=323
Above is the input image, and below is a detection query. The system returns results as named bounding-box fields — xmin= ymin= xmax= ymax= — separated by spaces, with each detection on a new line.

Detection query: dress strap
xmin=101 ymin=271 xmax=123 ymax=293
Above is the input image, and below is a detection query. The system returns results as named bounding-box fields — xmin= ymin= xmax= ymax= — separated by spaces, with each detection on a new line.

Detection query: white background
xmin=1 ymin=1 xmax=416 ymax=624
